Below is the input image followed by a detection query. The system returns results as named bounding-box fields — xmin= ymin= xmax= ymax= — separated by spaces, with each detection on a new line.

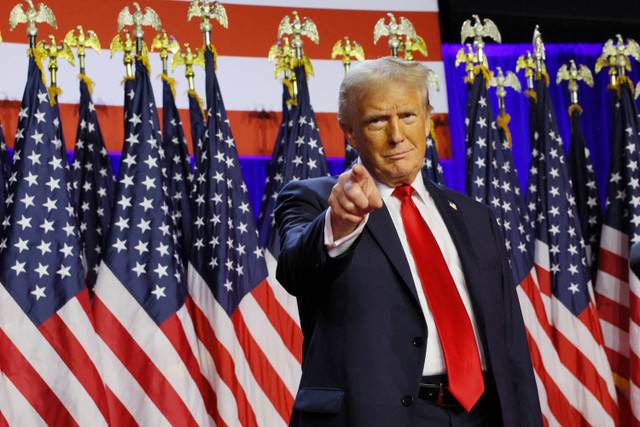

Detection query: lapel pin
xmin=449 ymin=201 xmax=458 ymax=210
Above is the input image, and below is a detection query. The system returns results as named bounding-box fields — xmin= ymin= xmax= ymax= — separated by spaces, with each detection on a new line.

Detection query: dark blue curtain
xmin=443 ymin=43 xmax=640 ymax=202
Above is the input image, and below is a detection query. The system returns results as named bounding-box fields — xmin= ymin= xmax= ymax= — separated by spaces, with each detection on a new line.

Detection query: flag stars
xmin=151 ymin=285 xmax=166 ymax=299
xmin=31 ymin=285 xmax=46 ymax=300
xmin=56 ymin=264 xmax=72 ymax=279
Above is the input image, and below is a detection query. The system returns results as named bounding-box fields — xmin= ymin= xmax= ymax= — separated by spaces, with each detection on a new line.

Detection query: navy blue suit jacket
xmin=275 ymin=171 xmax=543 ymax=426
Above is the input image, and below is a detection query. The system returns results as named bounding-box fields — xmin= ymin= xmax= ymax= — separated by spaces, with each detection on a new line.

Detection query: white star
xmin=31 ymin=285 xmax=46 ymax=300
xmin=132 ymin=262 xmax=146 ymax=277
xmin=59 ymin=243 xmax=74 ymax=258
xmin=40 ymin=219 xmax=55 ymax=233
xmin=113 ymin=238 xmax=127 ymax=253
xmin=56 ymin=265 xmax=71 ymax=279
xmin=139 ymin=197 xmax=154 ymax=211
xmin=154 ymin=264 xmax=168 ymax=279
xmin=34 ymin=263 xmax=49 ymax=278
xmin=156 ymin=243 xmax=170 ymax=257
xmin=114 ymin=216 xmax=129 ymax=231
xmin=16 ymin=215 xmax=32 ymax=230
xmin=151 ymin=285 xmax=166 ymax=299
xmin=11 ymin=260 xmax=26 ymax=276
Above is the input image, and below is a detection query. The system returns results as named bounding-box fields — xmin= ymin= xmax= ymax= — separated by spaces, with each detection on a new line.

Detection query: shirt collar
xmin=376 ymin=172 xmax=429 ymax=205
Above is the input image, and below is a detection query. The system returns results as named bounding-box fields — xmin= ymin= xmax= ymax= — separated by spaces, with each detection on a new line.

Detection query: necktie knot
xmin=392 ymin=185 xmax=414 ymax=201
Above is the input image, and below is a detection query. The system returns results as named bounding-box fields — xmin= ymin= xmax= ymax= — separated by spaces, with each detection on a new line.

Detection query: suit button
xmin=412 ymin=337 xmax=423 ymax=347
xmin=401 ymin=395 xmax=413 ymax=406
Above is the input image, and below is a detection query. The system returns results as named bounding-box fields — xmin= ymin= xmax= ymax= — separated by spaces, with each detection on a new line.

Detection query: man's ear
xmin=424 ymin=111 xmax=432 ymax=136
xmin=342 ymin=124 xmax=358 ymax=150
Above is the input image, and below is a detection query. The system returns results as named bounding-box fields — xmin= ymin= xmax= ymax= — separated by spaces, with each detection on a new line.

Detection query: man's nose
xmin=387 ymin=116 xmax=404 ymax=144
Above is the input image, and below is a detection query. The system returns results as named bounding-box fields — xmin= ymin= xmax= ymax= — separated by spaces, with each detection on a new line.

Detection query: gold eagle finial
xmin=117 ymin=2 xmax=161 ymax=54
xmin=460 ymin=15 xmax=501 ymax=68
xmin=278 ymin=11 xmax=319 ymax=60
xmin=187 ymin=0 xmax=228 ymax=47
xmin=331 ymin=37 xmax=365 ymax=74
xmin=557 ymin=59 xmax=593 ymax=105
xmin=172 ymin=43 xmax=205 ymax=91
xmin=151 ymin=30 xmax=180 ymax=75
xmin=9 ymin=0 xmax=57 ymax=46
xmin=64 ymin=26 xmax=101 ymax=75
xmin=373 ymin=13 xmax=417 ymax=57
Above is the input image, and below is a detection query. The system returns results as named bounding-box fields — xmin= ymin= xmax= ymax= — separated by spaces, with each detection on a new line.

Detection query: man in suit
xmin=275 ymin=57 xmax=542 ymax=426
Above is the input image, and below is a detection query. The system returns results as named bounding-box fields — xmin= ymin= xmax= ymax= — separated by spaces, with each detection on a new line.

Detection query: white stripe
xmin=96 ymin=332 xmax=171 ymax=426
xmin=238 ymin=290 xmax=301 ymax=395
xmin=0 ymin=374 xmax=47 ymax=427
xmin=599 ymin=224 xmax=629 ymax=258
xmin=0 ymin=284 xmax=107 ymax=426
xmin=595 ymin=269 xmax=630 ymax=307
xmin=187 ymin=263 xmax=287 ymax=427
xmin=599 ymin=318 xmax=630 ymax=358
xmin=56 ymin=295 xmax=103 ymax=372
xmin=0 ymin=44 xmax=449 ymax=114
xmin=171 ymin=0 xmax=439 ymax=12
xmin=94 ymin=263 xmax=211 ymax=426
xmin=265 ymin=250 xmax=301 ymax=325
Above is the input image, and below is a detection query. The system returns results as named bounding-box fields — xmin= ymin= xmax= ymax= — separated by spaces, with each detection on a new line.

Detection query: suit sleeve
xmin=274 ymin=178 xmax=357 ymax=297
xmin=488 ymin=211 xmax=544 ymax=427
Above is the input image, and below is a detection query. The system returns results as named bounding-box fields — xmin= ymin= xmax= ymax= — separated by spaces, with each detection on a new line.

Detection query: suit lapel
xmin=366 ymin=205 xmax=421 ymax=304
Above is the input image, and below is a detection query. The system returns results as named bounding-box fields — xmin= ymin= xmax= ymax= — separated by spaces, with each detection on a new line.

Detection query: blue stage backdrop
xmin=443 ymin=42 xmax=640 ymax=203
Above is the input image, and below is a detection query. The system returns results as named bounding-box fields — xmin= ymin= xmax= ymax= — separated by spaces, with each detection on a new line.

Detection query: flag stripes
xmin=94 ymin=265 xmax=210 ymax=426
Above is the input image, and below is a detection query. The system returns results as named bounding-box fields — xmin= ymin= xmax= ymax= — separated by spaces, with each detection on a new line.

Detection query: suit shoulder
xmin=279 ymin=175 xmax=338 ymax=199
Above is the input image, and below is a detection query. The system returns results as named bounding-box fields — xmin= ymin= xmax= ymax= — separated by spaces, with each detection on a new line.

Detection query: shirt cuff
xmin=324 ymin=208 xmax=369 ymax=258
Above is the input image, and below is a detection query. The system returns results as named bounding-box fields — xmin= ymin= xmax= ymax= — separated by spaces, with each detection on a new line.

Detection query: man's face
xmin=342 ymin=80 xmax=430 ymax=188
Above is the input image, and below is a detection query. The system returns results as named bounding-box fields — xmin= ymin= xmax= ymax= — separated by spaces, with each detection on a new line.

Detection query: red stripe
xmin=0 ymin=3 xmax=442 ymax=61
xmin=604 ymin=346 xmax=630 ymax=382
xmin=158 ymin=304 xmax=218 ymax=420
xmin=598 ymin=247 xmax=629 ymax=283
xmin=251 ymin=279 xmax=303 ymax=363
xmin=93 ymin=296 xmax=198 ymax=426
xmin=534 ymin=264 xmax=552 ymax=298
xmin=0 ymin=328 xmax=78 ymax=426
xmin=188 ymin=298 xmax=258 ymax=427
xmin=104 ymin=386 xmax=138 ymax=427
xmin=0 ymin=102 xmax=451 ymax=159
xmin=38 ymin=310 xmax=110 ymax=422
xmin=596 ymin=292 xmax=630 ymax=332
xmin=524 ymin=327 xmax=588 ymax=426
xmin=230 ymin=306 xmax=294 ymax=422
xmin=0 ymin=407 xmax=8 ymax=427
xmin=631 ymin=291 xmax=640 ymax=325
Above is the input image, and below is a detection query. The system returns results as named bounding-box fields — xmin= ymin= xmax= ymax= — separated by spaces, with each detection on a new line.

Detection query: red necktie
xmin=393 ymin=185 xmax=484 ymax=411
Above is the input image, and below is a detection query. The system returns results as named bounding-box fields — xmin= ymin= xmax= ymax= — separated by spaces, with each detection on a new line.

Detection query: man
xmin=275 ymin=57 xmax=542 ymax=426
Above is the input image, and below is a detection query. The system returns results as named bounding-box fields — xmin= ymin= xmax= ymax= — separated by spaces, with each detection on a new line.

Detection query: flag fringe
xmin=497 ymin=113 xmax=512 ymax=147
xmin=79 ymin=74 xmax=95 ymax=96
xmin=160 ymin=74 xmax=177 ymax=97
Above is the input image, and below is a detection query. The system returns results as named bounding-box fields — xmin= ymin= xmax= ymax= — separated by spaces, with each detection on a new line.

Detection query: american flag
xmin=70 ymin=76 xmax=116 ymax=289
xmin=187 ymin=48 xmax=298 ymax=426
xmin=92 ymin=59 xmax=212 ymax=425
xmin=567 ymin=106 xmax=602 ymax=278
xmin=423 ymin=131 xmax=447 ymax=185
xmin=465 ymin=69 xmax=575 ymax=426
xmin=594 ymin=77 xmax=640 ymax=426
xmin=161 ymin=76 xmax=193 ymax=263
xmin=189 ymin=90 xmax=205 ymax=174
xmin=258 ymin=81 xmax=293 ymax=251
xmin=0 ymin=118 xmax=10 ymax=223
xmin=0 ymin=54 xmax=109 ymax=425
xmin=525 ymin=75 xmax=618 ymax=425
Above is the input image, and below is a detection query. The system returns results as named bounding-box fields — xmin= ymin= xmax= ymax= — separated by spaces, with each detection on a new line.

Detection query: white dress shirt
xmin=324 ymin=174 xmax=487 ymax=376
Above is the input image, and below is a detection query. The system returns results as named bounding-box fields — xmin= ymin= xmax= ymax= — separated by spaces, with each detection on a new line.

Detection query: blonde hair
xmin=337 ymin=56 xmax=432 ymax=127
